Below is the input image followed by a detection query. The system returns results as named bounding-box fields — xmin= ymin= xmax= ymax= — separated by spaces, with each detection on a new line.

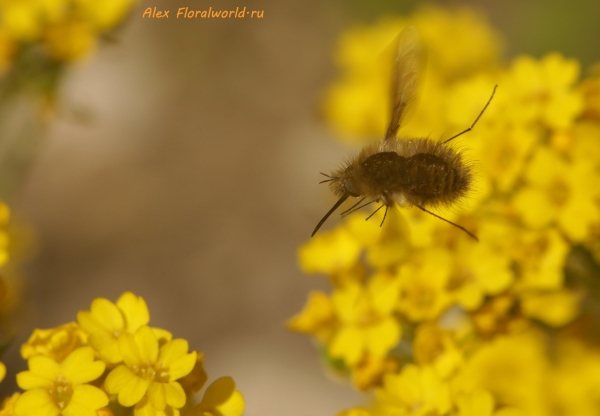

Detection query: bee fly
xmin=312 ymin=26 xmax=497 ymax=241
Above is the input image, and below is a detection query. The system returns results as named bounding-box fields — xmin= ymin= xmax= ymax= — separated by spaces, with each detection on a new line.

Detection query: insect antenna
xmin=319 ymin=172 xmax=335 ymax=184
xmin=341 ymin=198 xmax=375 ymax=218
xmin=443 ymin=85 xmax=498 ymax=144
xmin=414 ymin=204 xmax=478 ymax=242
xmin=380 ymin=206 xmax=389 ymax=227
xmin=365 ymin=204 xmax=386 ymax=222
xmin=311 ymin=194 xmax=349 ymax=237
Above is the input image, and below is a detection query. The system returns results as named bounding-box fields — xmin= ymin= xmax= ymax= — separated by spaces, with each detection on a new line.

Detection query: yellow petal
xmin=118 ymin=332 xmax=142 ymax=367
xmin=164 ymin=349 xmax=196 ymax=381
xmin=164 ymin=381 xmax=186 ymax=408
xmin=364 ymin=317 xmax=401 ymax=357
xmin=105 ymin=365 xmax=136 ymax=395
xmin=61 ymin=347 xmax=105 ymax=385
xmin=116 ymin=292 xmax=150 ymax=332
xmin=89 ymin=298 xmax=125 ymax=332
xmin=329 ymin=326 xmax=363 ymax=365
xmin=148 ymin=381 xmax=167 ymax=411
xmin=63 ymin=385 xmax=109 ymax=416
xmin=88 ymin=331 xmax=121 ymax=364
xmin=118 ymin=375 xmax=151 ymax=407
xmin=200 ymin=377 xmax=245 ymax=416
xmin=135 ymin=326 xmax=159 ymax=363
xmin=13 ymin=389 xmax=59 ymax=416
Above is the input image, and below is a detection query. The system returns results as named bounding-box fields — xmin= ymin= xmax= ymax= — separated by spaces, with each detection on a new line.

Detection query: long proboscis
xmin=311 ymin=194 xmax=349 ymax=237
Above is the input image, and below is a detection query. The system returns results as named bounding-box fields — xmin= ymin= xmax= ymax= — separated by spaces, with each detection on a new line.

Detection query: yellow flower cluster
xmin=290 ymin=6 xmax=600 ymax=416
xmin=0 ymin=292 xmax=245 ymax=416
xmin=0 ymin=0 xmax=139 ymax=67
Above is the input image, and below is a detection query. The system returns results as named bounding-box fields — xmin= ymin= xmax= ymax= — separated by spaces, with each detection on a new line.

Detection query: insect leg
xmin=443 ymin=85 xmax=498 ymax=144
xmin=380 ymin=206 xmax=389 ymax=227
xmin=414 ymin=204 xmax=479 ymax=242
xmin=365 ymin=204 xmax=386 ymax=222
xmin=339 ymin=197 xmax=366 ymax=216
xmin=341 ymin=199 xmax=377 ymax=218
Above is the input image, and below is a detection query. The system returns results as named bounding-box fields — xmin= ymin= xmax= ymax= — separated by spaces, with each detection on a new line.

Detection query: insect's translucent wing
xmin=385 ymin=26 xmax=427 ymax=141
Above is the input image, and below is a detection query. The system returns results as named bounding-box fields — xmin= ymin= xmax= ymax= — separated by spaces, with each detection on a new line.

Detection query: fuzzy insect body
xmin=330 ymin=138 xmax=471 ymax=209
xmin=312 ymin=25 xmax=495 ymax=241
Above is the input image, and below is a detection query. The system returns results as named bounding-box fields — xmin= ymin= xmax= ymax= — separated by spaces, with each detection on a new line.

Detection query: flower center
xmin=48 ymin=374 xmax=73 ymax=410
xmin=132 ymin=360 xmax=170 ymax=383
xmin=547 ymin=179 xmax=570 ymax=207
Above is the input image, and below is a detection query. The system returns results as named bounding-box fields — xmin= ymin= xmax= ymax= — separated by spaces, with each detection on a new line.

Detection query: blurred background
xmin=1 ymin=0 xmax=600 ymax=414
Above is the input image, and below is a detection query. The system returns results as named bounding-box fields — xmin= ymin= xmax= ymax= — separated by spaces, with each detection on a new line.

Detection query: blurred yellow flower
xmin=397 ymin=248 xmax=453 ymax=321
xmin=512 ymin=146 xmax=600 ymax=241
xmin=503 ymin=53 xmax=583 ymax=129
xmin=373 ymin=364 xmax=451 ymax=416
xmin=20 ymin=322 xmax=86 ymax=362
xmin=192 ymin=376 xmax=245 ymax=416
xmin=0 ymin=393 xmax=20 ymax=416
xmin=328 ymin=274 xmax=401 ymax=366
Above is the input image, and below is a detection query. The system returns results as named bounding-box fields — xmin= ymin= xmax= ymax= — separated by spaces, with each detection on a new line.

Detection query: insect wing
xmin=385 ymin=26 xmax=427 ymax=140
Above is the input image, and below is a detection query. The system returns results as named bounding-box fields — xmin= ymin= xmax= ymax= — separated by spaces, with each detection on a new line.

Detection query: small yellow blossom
xmin=337 ymin=408 xmax=372 ymax=416
xmin=192 ymin=376 xmax=245 ymax=416
xmin=20 ymin=323 xmax=87 ymax=362
xmin=373 ymin=364 xmax=451 ymax=416
xmin=105 ymin=326 xmax=196 ymax=415
xmin=0 ymin=393 xmax=20 ymax=416
xmin=328 ymin=273 xmax=401 ymax=366
xmin=512 ymin=146 xmax=600 ymax=241
xmin=298 ymin=226 xmax=362 ymax=275
xmin=520 ymin=289 xmax=580 ymax=327
xmin=287 ymin=291 xmax=335 ymax=341
xmin=15 ymin=346 xmax=107 ymax=416
xmin=397 ymin=248 xmax=453 ymax=321
xmin=502 ymin=53 xmax=583 ymax=129
xmin=413 ymin=323 xmax=463 ymax=379
xmin=77 ymin=291 xmax=169 ymax=364
xmin=0 ymin=361 xmax=5 ymax=383
xmin=178 ymin=352 xmax=208 ymax=396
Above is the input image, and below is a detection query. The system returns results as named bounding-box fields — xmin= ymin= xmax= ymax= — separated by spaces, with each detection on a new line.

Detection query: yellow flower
xmin=44 ymin=20 xmax=96 ymax=61
xmin=373 ymin=364 xmax=451 ymax=416
xmin=451 ymin=219 xmax=516 ymax=311
xmin=503 ymin=53 xmax=583 ymax=129
xmin=20 ymin=323 xmax=87 ymax=362
xmin=413 ymin=323 xmax=463 ymax=379
xmin=178 ymin=352 xmax=208 ymax=396
xmin=192 ymin=376 xmax=245 ymax=416
xmin=328 ymin=273 xmax=401 ymax=366
xmin=397 ymin=248 xmax=453 ymax=321
xmin=14 ymin=346 xmax=108 ymax=416
xmin=454 ymin=389 xmax=495 ymax=416
xmin=287 ymin=291 xmax=335 ymax=341
xmin=104 ymin=326 xmax=196 ymax=415
xmin=77 ymin=292 xmax=169 ymax=364
xmin=512 ymin=146 xmax=600 ymax=241
xmin=350 ymin=354 xmax=399 ymax=391
xmin=512 ymin=228 xmax=569 ymax=291
xmin=519 ymin=289 xmax=579 ymax=327
xmin=0 ymin=361 xmax=5 ymax=382
xmin=298 ymin=226 xmax=362 ymax=275
xmin=453 ymin=331 xmax=547 ymax=414
xmin=337 ymin=408 xmax=372 ymax=416
xmin=0 ymin=393 xmax=20 ymax=416
xmin=76 ymin=0 xmax=139 ymax=31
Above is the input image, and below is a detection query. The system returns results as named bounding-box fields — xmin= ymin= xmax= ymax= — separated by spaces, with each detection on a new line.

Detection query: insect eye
xmin=344 ymin=180 xmax=359 ymax=197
